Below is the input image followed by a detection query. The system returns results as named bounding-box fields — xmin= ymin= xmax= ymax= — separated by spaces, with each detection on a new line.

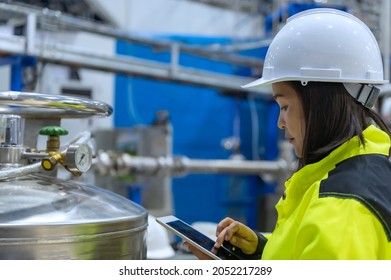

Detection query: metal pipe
xmin=0 ymin=91 xmax=113 ymax=118
xmin=63 ymin=131 xmax=92 ymax=146
xmin=25 ymin=41 xmax=270 ymax=95
xmin=21 ymin=152 xmax=48 ymax=159
xmin=26 ymin=12 xmax=36 ymax=54
xmin=178 ymin=157 xmax=286 ymax=175
xmin=0 ymin=3 xmax=272 ymax=96
xmin=0 ymin=162 xmax=43 ymax=180
xmin=93 ymin=152 xmax=289 ymax=177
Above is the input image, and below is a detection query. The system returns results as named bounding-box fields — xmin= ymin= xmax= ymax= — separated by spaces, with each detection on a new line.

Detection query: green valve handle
xmin=39 ymin=126 xmax=69 ymax=136
xmin=39 ymin=126 xmax=69 ymax=152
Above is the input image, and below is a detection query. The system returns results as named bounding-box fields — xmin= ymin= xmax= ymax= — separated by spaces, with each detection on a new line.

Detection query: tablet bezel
xmin=156 ymin=215 xmax=240 ymax=260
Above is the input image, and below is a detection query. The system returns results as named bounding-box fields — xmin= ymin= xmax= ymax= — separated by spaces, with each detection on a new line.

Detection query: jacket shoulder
xmin=319 ymin=154 xmax=391 ymax=241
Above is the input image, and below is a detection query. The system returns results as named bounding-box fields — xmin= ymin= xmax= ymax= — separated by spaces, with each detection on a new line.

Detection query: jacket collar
xmin=285 ymin=125 xmax=391 ymax=198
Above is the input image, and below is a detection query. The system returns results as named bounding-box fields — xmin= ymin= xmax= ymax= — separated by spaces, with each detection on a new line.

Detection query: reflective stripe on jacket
xmin=262 ymin=125 xmax=391 ymax=259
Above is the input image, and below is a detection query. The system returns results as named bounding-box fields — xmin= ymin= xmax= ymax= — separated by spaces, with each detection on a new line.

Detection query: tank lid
xmin=0 ymin=174 xmax=148 ymax=236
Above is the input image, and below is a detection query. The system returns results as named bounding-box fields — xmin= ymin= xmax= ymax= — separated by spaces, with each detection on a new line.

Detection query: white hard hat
xmin=243 ymin=8 xmax=387 ymax=88
xmin=147 ymin=214 xmax=175 ymax=259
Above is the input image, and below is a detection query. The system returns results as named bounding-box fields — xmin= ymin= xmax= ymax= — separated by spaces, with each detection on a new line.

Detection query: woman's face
xmin=272 ymin=82 xmax=306 ymax=158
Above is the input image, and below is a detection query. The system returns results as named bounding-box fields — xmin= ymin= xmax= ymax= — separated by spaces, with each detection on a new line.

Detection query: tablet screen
xmin=165 ymin=219 xmax=241 ymax=260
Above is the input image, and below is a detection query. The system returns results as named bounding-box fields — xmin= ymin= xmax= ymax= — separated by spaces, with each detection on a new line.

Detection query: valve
xmin=39 ymin=126 xmax=68 ymax=171
xmin=39 ymin=126 xmax=68 ymax=152
xmin=0 ymin=91 xmax=111 ymax=179
xmin=41 ymin=153 xmax=62 ymax=171
xmin=38 ymin=126 xmax=92 ymax=176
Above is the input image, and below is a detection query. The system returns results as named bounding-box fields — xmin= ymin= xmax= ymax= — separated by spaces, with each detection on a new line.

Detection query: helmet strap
xmin=343 ymin=83 xmax=380 ymax=108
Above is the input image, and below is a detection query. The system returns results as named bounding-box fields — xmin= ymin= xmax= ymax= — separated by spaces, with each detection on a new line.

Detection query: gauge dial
xmin=66 ymin=143 xmax=93 ymax=173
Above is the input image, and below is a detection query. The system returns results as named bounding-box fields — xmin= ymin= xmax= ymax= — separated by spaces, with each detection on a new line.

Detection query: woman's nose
xmin=277 ymin=115 xmax=285 ymax=129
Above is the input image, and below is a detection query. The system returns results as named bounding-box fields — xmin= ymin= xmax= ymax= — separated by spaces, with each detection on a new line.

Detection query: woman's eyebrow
xmin=273 ymin=93 xmax=284 ymax=100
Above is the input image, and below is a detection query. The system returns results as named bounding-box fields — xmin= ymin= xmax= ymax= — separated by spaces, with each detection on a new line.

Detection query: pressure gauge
xmin=65 ymin=143 xmax=93 ymax=173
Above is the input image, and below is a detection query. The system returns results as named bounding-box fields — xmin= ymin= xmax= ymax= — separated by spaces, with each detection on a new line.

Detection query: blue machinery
xmin=0 ymin=55 xmax=37 ymax=91
xmin=114 ymin=36 xmax=280 ymax=228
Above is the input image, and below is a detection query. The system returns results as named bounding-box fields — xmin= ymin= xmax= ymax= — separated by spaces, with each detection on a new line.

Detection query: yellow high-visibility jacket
xmin=261 ymin=125 xmax=391 ymax=259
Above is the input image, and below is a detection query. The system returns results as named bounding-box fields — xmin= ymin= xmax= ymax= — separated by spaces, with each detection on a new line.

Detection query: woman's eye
xmin=280 ymin=105 xmax=288 ymax=111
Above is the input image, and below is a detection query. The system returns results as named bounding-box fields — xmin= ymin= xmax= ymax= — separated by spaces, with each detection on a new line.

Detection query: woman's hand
xmin=214 ymin=217 xmax=258 ymax=254
xmin=183 ymin=217 xmax=258 ymax=259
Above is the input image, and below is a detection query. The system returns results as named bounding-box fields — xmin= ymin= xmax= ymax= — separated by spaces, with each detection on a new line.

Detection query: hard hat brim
xmin=241 ymin=76 xmax=389 ymax=89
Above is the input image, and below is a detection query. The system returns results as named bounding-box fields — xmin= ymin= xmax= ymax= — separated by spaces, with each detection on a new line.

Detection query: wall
xmin=114 ymin=34 xmax=279 ymax=229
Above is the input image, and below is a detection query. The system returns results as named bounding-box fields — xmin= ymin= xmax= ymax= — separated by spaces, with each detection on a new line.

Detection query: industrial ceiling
xmin=0 ymin=0 xmax=114 ymax=25
xmin=0 ymin=0 xmax=386 ymax=95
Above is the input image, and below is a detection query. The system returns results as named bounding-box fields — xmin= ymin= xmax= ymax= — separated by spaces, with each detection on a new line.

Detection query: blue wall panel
xmin=115 ymin=36 xmax=278 ymax=227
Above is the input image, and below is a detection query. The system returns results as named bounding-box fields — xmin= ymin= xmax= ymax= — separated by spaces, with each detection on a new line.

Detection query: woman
xmin=185 ymin=8 xmax=391 ymax=259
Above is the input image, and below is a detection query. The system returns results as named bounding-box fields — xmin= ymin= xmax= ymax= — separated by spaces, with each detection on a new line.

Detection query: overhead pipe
xmin=0 ymin=3 xmax=272 ymax=96
xmin=0 ymin=2 xmax=263 ymax=68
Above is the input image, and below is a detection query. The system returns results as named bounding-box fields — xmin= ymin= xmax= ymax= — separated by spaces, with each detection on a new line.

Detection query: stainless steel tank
xmin=0 ymin=91 xmax=148 ymax=260
xmin=0 ymin=174 xmax=148 ymax=259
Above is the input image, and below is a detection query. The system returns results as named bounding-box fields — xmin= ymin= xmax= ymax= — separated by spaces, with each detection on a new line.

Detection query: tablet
xmin=156 ymin=215 xmax=243 ymax=260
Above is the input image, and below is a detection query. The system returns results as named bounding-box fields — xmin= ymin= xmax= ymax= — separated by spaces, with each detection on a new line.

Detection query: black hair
xmin=289 ymin=81 xmax=391 ymax=170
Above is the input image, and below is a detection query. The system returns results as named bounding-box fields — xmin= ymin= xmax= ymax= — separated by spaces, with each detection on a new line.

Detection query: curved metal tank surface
xmin=0 ymin=174 xmax=148 ymax=260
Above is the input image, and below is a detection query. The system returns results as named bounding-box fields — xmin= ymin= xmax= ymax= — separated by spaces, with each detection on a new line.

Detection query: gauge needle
xmin=79 ymin=154 xmax=85 ymax=164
